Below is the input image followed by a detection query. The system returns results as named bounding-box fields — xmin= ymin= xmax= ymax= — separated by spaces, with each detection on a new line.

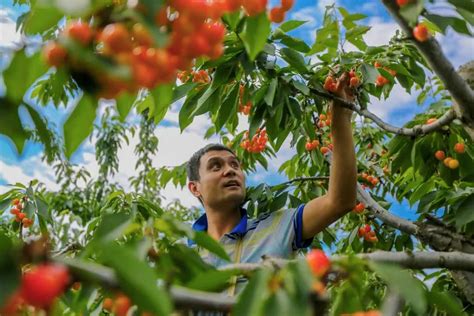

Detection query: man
xmin=186 ymin=73 xmax=356 ymax=296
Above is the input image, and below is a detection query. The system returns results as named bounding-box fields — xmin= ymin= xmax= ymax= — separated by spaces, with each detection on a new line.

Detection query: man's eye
xmin=211 ymin=164 xmax=220 ymax=170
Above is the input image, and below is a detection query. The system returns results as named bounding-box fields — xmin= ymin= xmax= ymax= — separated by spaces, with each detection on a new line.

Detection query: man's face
xmin=188 ymin=150 xmax=246 ymax=208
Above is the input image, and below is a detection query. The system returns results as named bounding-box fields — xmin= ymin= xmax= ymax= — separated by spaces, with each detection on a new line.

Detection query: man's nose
xmin=223 ymin=164 xmax=236 ymax=176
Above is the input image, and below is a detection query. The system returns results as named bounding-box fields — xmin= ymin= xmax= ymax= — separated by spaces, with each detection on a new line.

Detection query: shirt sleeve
xmin=292 ymin=203 xmax=314 ymax=250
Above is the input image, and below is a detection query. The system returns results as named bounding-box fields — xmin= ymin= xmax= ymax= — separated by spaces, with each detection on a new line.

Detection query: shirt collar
xmin=188 ymin=208 xmax=248 ymax=246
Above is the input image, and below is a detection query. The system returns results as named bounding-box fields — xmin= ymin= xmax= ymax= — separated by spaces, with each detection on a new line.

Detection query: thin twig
xmin=309 ymin=87 xmax=456 ymax=136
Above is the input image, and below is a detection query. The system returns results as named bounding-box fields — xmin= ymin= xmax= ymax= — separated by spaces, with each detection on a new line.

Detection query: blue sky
xmin=0 ymin=1 xmax=472 ymax=220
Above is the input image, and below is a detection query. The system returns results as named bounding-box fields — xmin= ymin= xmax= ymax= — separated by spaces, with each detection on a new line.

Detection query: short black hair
xmin=187 ymin=144 xmax=236 ymax=181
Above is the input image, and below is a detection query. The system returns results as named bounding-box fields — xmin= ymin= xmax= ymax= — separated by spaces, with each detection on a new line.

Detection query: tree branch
xmin=356 ymin=183 xmax=419 ymax=235
xmin=309 ymin=87 xmax=455 ymax=136
xmin=335 ymin=251 xmax=474 ymax=271
xmin=170 ymin=286 xmax=234 ymax=312
xmin=56 ymin=248 xmax=474 ymax=313
xmin=219 ymin=251 xmax=474 ymax=273
xmin=380 ymin=0 xmax=474 ymax=128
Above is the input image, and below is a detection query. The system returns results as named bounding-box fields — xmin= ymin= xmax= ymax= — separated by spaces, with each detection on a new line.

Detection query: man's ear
xmin=188 ymin=181 xmax=201 ymax=199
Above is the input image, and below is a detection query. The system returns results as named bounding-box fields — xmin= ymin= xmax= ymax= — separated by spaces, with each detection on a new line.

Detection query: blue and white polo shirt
xmin=188 ymin=204 xmax=313 ymax=296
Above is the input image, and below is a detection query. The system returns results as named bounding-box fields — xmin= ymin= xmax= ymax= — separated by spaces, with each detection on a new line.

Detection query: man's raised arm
xmin=302 ymin=73 xmax=357 ymax=240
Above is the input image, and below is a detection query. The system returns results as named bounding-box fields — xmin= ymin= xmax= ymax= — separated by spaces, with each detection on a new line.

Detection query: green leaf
xmin=425 ymin=14 xmax=472 ymax=35
xmin=455 ymin=7 xmax=474 ymax=26
xmin=215 ymin=83 xmax=239 ymax=132
xmin=455 ymin=194 xmax=474 ymax=228
xmin=262 ymin=290 xmax=291 ymax=316
xmin=278 ymin=20 xmax=307 ymax=33
xmin=331 ymin=281 xmax=363 ymax=315
xmin=192 ymin=86 xmax=219 ymax=117
xmin=186 ymin=269 xmax=238 ymax=292
xmin=136 ymin=92 xmax=155 ymax=117
xmin=115 ymin=93 xmax=137 ymax=122
xmin=35 ymin=197 xmax=50 ymax=222
xmin=211 ymin=64 xmax=235 ymax=88
xmin=101 ymin=243 xmax=172 ymax=316
xmin=399 ymin=0 xmax=425 ymax=25
xmin=193 ymin=231 xmax=230 ymax=261
xmin=428 ymin=289 xmax=466 ymax=316
xmin=240 ymin=13 xmax=271 ymax=61
xmin=360 ymin=63 xmax=379 ymax=84
xmin=0 ymin=232 xmax=21 ymax=307
xmin=63 ymin=94 xmax=97 ymax=158
xmin=24 ymin=4 xmax=63 ymax=35
xmin=222 ymin=11 xmax=241 ymax=31
xmin=264 ymin=78 xmax=278 ymax=106
xmin=172 ymin=82 xmax=198 ymax=103
xmin=0 ymin=98 xmax=28 ymax=154
xmin=292 ymin=81 xmax=309 ymax=96
xmin=371 ymin=262 xmax=427 ymax=315
xmin=233 ymin=269 xmax=272 ymax=316
xmin=447 ymin=0 xmax=474 ymax=13
xmin=179 ymin=89 xmax=202 ymax=131
xmin=308 ymin=19 xmax=339 ymax=58
xmin=151 ymin=83 xmax=174 ymax=124
xmin=409 ymin=181 xmax=434 ymax=206
xmin=24 ymin=104 xmax=54 ymax=154
xmin=280 ymin=47 xmax=308 ymax=74
xmin=0 ymin=198 xmax=12 ymax=212
xmin=93 ymin=213 xmax=132 ymax=244
xmin=279 ymin=35 xmax=311 ymax=53
xmin=3 ymin=50 xmax=48 ymax=103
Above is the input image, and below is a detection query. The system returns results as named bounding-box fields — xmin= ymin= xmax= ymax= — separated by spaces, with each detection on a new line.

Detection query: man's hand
xmin=332 ymin=72 xmax=356 ymax=115
xmin=301 ymin=71 xmax=357 ymax=240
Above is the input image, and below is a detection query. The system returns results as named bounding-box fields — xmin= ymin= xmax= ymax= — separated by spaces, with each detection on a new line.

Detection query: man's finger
xmin=335 ymin=72 xmax=350 ymax=91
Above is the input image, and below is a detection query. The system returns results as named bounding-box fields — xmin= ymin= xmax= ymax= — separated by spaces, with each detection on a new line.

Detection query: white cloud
xmin=436 ymin=29 xmax=474 ymax=69
xmin=0 ymin=155 xmax=59 ymax=193
xmin=0 ymin=9 xmax=23 ymax=50
xmin=360 ymin=2 xmax=378 ymax=14
xmin=362 ymin=17 xmax=398 ymax=47
xmin=290 ymin=7 xmax=318 ymax=29
xmin=367 ymin=84 xmax=417 ymax=122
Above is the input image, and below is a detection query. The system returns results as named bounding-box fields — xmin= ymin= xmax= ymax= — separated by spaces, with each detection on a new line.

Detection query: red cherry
xmin=243 ymin=0 xmax=267 ymax=16
xmin=65 ymin=21 xmax=93 ymax=46
xmin=413 ymin=23 xmax=429 ymax=42
xmin=349 ymin=76 xmax=360 ymax=87
xmin=114 ymin=294 xmax=131 ymax=316
xmin=397 ymin=0 xmax=410 ymax=6
xmin=454 ymin=143 xmax=465 ymax=154
xmin=21 ymin=264 xmax=70 ymax=308
xmin=100 ymin=23 xmax=132 ymax=53
xmin=269 ymin=7 xmax=285 ymax=23
xmin=375 ymin=75 xmax=389 ymax=87
xmin=354 ymin=202 xmax=365 ymax=213
xmin=364 ymin=224 xmax=371 ymax=233
xmin=320 ymin=146 xmax=330 ymax=154
xmin=43 ymin=42 xmax=67 ymax=67
xmin=201 ymin=22 xmax=226 ymax=45
xmin=0 ymin=290 xmax=24 ymax=315
xmin=306 ymin=249 xmax=331 ymax=277
xmin=281 ymin=0 xmax=294 ymax=11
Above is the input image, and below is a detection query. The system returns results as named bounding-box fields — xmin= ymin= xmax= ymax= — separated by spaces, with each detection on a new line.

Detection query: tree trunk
xmin=454 ymin=61 xmax=474 ymax=140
